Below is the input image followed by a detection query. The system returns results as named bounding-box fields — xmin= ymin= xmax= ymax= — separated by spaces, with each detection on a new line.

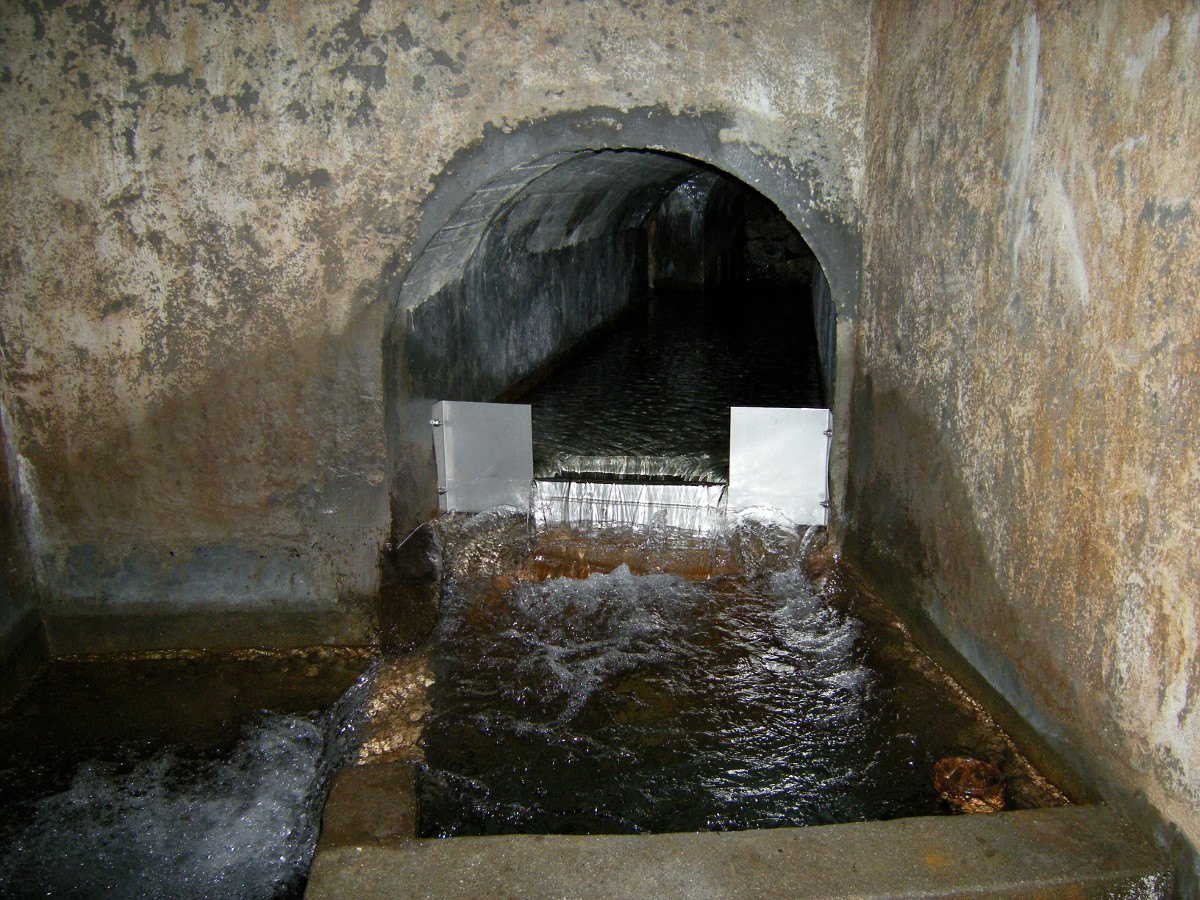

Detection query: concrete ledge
xmin=319 ymin=762 xmax=418 ymax=848
xmin=43 ymin=607 xmax=371 ymax=656
xmin=305 ymin=806 xmax=1170 ymax=900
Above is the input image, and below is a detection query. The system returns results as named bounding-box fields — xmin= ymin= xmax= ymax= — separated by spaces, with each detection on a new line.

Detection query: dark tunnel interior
xmin=397 ymin=150 xmax=838 ymax=490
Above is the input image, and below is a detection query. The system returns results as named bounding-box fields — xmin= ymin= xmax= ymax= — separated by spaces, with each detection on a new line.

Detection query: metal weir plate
xmin=431 ymin=401 xmax=533 ymax=513
xmin=728 ymin=407 xmax=831 ymax=525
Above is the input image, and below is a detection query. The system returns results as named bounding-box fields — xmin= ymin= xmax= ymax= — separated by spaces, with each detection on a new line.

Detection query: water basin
xmin=415 ymin=513 xmax=1069 ymax=839
xmin=0 ymin=647 xmax=372 ymax=899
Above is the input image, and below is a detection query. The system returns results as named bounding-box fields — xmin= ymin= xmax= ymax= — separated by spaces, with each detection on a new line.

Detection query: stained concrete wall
xmin=850 ymin=0 xmax=1199 ymax=881
xmin=0 ymin=0 xmax=868 ymax=654
xmin=648 ymin=172 xmax=813 ymax=291
xmin=406 ymin=227 xmax=649 ymax=403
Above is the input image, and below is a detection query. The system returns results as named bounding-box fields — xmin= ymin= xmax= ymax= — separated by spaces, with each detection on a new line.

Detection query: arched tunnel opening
xmin=386 ymin=149 xmax=839 ymax=538
xmin=519 ymin=165 xmax=828 ymax=489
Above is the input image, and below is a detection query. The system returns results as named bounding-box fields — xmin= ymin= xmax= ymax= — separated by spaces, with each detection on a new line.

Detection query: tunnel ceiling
xmin=396 ymin=150 xmax=705 ymax=313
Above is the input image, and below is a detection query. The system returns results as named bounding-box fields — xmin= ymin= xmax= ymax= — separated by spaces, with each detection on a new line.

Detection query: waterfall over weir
xmin=432 ymin=289 xmax=834 ymax=534
xmin=434 ymin=398 xmax=832 ymax=535
xmin=532 ymin=479 xmax=729 ymax=533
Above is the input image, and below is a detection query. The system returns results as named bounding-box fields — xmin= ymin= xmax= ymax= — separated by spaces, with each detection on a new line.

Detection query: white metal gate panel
xmin=431 ymin=400 xmax=533 ymax=513
xmin=728 ymin=407 xmax=831 ymax=525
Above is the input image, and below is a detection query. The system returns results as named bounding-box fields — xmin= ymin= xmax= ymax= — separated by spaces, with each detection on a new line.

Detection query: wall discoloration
xmin=0 ymin=0 xmax=868 ymax=648
xmin=851 ymin=0 xmax=1199 ymax=871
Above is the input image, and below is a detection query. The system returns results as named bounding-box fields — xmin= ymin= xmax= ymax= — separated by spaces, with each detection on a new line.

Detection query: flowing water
xmin=418 ymin=517 xmax=1070 ymax=838
xmin=0 ymin=650 xmax=372 ymax=899
xmin=523 ymin=286 xmax=824 ymax=532
xmin=0 ymin=276 xmax=1066 ymax=884
xmin=524 ymin=287 xmax=824 ymax=483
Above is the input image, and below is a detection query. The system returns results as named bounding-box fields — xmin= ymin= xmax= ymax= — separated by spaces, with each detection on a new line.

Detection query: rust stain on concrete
xmin=851 ymin=0 xmax=1199 ymax=864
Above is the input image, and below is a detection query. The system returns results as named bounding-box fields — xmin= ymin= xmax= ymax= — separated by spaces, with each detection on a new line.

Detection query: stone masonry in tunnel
xmin=0 ymin=0 xmax=1196 ymax=891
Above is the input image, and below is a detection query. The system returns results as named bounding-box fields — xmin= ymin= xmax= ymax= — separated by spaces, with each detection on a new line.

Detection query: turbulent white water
xmin=417 ymin=561 xmax=911 ymax=836
xmin=422 ymin=512 xmax=1069 ymax=837
xmin=0 ymin=668 xmax=372 ymax=900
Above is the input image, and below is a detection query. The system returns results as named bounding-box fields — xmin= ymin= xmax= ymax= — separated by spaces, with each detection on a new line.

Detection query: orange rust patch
xmin=923 ymin=848 xmax=951 ymax=870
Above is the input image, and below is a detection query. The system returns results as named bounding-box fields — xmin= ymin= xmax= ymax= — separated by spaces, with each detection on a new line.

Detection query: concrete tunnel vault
xmin=381 ymin=115 xmax=862 ymax=542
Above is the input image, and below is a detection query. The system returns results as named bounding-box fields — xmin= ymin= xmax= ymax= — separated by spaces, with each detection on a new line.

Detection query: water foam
xmin=419 ymin=560 xmax=891 ymax=836
xmin=0 ymin=667 xmax=372 ymax=899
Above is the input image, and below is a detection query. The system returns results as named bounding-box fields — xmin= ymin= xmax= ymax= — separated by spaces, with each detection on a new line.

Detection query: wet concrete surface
xmin=320 ymin=762 xmax=418 ymax=847
xmin=379 ymin=523 xmax=443 ymax=654
xmin=307 ymin=805 xmax=1169 ymax=899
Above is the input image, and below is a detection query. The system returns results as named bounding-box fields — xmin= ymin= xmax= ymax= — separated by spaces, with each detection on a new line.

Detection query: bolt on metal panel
xmin=728 ymin=407 xmax=832 ymax=525
xmin=431 ymin=401 xmax=533 ymax=513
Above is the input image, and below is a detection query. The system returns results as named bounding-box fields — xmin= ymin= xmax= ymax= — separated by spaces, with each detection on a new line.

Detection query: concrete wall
xmin=648 ymin=173 xmax=813 ymax=291
xmin=648 ymin=171 xmax=726 ymax=290
xmin=849 ymin=0 xmax=1199 ymax=880
xmin=0 ymin=400 xmax=47 ymax=702
xmin=0 ymin=0 xmax=868 ymax=653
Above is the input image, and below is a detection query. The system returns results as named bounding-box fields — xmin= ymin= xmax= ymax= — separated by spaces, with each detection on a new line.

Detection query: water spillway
xmin=428 ymin=283 xmax=835 ymax=535
xmin=522 ymin=285 xmax=825 ymax=534
xmin=402 ymin=149 xmax=841 ymax=539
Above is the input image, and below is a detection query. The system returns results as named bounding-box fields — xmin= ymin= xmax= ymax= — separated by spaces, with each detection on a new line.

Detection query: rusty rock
xmin=933 ymin=756 xmax=1005 ymax=814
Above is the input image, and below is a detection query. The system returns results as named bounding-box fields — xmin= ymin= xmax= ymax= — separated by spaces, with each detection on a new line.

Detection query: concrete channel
xmin=310 ymin=762 xmax=1168 ymax=899
xmin=1 ymin=3 xmax=1196 ymax=895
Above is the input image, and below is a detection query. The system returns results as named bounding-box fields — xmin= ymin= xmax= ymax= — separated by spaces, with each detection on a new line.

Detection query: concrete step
xmin=306 ymin=803 xmax=1170 ymax=899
